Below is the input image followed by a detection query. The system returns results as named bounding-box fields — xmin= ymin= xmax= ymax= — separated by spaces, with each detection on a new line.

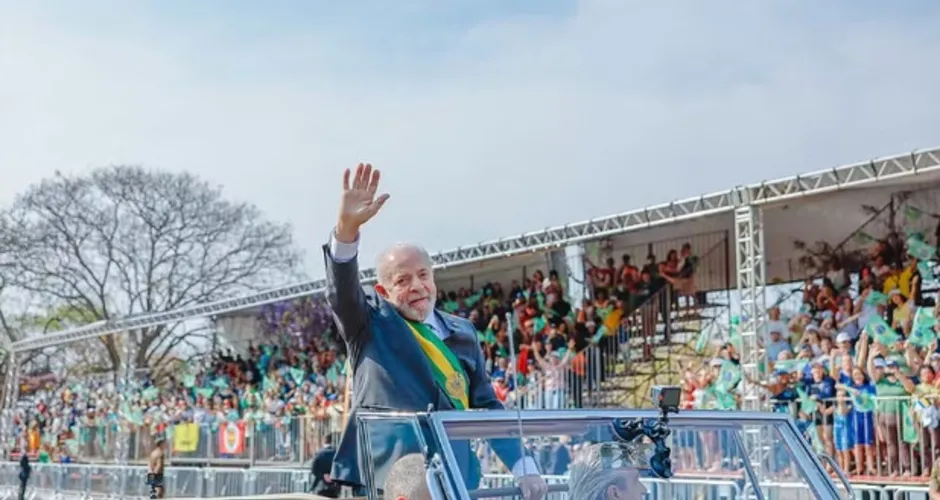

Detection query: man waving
xmin=324 ymin=163 xmax=547 ymax=500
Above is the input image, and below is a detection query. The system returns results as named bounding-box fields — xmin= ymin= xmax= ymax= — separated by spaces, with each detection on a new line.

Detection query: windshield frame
xmin=426 ymin=409 xmax=842 ymax=500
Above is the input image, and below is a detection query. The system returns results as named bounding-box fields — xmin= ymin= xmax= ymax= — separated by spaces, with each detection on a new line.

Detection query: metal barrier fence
xmin=0 ymin=462 xmax=309 ymax=499
xmin=63 ymin=416 xmax=344 ymax=467
xmin=773 ymin=394 xmax=940 ymax=479
xmin=1 ymin=462 xmax=932 ymax=499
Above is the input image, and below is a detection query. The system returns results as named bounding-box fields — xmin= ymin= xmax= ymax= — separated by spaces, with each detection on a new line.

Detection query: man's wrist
xmin=335 ymin=221 xmax=359 ymax=243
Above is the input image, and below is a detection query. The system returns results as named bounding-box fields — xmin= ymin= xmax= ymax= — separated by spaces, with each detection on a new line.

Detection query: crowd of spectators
xmin=6 ymin=239 xmax=704 ymax=465
xmin=9 ymin=331 xmax=349 ymax=463
xmin=677 ymin=226 xmax=940 ymax=480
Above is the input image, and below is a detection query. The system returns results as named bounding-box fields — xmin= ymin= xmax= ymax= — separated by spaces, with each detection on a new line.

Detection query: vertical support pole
xmin=548 ymin=248 xmax=569 ymax=295
xmin=734 ymin=205 xmax=768 ymax=488
xmin=117 ymin=330 xmax=138 ymax=495
xmin=734 ymin=205 xmax=766 ymax=408
xmin=564 ymin=243 xmax=587 ymax=304
xmin=0 ymin=351 xmax=21 ymax=458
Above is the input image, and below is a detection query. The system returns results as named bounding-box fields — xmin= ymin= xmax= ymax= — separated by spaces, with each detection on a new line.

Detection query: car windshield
xmin=358 ymin=409 xmax=848 ymax=500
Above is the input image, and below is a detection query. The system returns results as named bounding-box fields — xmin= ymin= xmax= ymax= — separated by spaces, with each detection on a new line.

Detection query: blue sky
xmin=2 ymin=1 xmax=939 ymax=277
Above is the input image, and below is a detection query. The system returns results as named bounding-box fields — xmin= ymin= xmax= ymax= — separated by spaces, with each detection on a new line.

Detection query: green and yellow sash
xmin=404 ymin=320 xmax=469 ymax=409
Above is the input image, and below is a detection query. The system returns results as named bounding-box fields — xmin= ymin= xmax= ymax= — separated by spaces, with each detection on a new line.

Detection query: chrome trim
xmin=428 ymin=454 xmax=455 ymax=500
xmin=729 ymin=427 xmax=767 ymax=500
xmin=356 ymin=415 xmax=379 ymax=500
xmin=818 ymin=453 xmax=856 ymax=500
xmin=435 ymin=409 xmax=792 ymax=422
xmin=430 ymin=414 xmax=473 ymax=500
xmin=775 ymin=418 xmax=843 ymax=499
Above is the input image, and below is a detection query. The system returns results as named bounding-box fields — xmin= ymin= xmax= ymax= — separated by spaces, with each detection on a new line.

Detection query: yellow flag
xmin=173 ymin=423 xmax=199 ymax=453
xmin=603 ymin=307 xmax=623 ymax=335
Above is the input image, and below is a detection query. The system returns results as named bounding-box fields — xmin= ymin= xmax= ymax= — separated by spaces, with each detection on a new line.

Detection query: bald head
xmin=384 ymin=453 xmax=430 ymax=500
xmin=375 ymin=243 xmax=432 ymax=281
xmin=373 ymin=243 xmax=437 ymax=321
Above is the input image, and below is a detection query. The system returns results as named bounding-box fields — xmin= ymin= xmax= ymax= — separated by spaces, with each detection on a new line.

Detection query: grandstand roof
xmin=12 ymin=146 xmax=940 ymax=352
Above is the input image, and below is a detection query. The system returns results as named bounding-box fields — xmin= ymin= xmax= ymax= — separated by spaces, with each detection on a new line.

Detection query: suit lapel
xmin=375 ymin=298 xmax=459 ymax=408
xmin=433 ymin=310 xmax=457 ymax=340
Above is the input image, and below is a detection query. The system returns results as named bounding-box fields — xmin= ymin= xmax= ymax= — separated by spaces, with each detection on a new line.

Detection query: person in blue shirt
xmin=843 ymin=366 xmax=876 ymax=475
xmin=808 ymin=361 xmax=836 ymax=457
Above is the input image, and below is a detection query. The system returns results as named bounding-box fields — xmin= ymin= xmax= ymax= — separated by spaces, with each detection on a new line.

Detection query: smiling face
xmin=375 ymin=244 xmax=437 ymax=321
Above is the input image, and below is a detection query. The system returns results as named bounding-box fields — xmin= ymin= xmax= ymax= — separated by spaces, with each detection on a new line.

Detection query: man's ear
xmin=375 ymin=283 xmax=389 ymax=298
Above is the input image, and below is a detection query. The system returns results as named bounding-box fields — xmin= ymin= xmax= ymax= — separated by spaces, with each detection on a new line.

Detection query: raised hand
xmin=336 ymin=163 xmax=390 ymax=242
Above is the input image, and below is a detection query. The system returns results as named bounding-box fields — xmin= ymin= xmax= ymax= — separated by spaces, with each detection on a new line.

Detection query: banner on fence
xmin=173 ymin=422 xmax=199 ymax=452
xmin=218 ymin=421 xmax=246 ymax=454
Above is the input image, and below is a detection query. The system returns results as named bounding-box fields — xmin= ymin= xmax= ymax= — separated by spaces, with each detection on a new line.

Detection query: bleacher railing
xmin=771 ymin=394 xmax=940 ymax=480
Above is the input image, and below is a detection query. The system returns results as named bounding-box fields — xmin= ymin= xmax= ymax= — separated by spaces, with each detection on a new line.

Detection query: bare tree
xmin=0 ymin=166 xmax=303 ymax=369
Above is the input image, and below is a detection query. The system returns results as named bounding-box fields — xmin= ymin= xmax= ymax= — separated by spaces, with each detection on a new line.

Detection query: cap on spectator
xmin=873 ymin=357 xmax=887 ymax=368
xmin=931 ymin=352 xmax=940 ymax=360
xmin=709 ymin=358 xmax=723 ymax=367
xmin=773 ymin=369 xmax=788 ymax=377
xmin=886 ymin=359 xmax=900 ymax=367
xmin=805 ymin=324 xmax=819 ymax=333
xmin=835 ymin=332 xmax=851 ymax=343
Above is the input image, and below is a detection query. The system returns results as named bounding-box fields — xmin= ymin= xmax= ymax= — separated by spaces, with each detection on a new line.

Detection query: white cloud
xmin=2 ymin=1 xmax=939 ymax=276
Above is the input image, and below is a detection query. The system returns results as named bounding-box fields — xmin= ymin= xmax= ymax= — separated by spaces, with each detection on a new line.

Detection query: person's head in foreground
xmin=384 ymin=453 xmax=430 ymax=500
xmin=568 ymin=444 xmax=647 ymax=500
xmin=375 ymin=243 xmax=437 ymax=321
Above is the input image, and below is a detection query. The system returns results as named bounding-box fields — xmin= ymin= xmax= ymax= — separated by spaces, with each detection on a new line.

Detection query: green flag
xmin=728 ymin=318 xmax=743 ymax=352
xmin=907 ymin=236 xmax=937 ymax=261
xmin=865 ymin=316 xmax=899 ymax=346
xmin=695 ymin=328 xmax=711 ymax=354
xmin=142 ymin=387 xmax=159 ymax=401
xmin=902 ymin=403 xmax=919 ymax=444
xmin=797 ymin=387 xmax=818 ymax=414
xmin=854 ymin=231 xmax=876 ymax=245
xmin=844 ymin=386 xmax=875 ymax=413
xmin=805 ymin=423 xmax=824 ymax=453
xmin=904 ymin=205 xmax=924 ymax=222
xmin=774 ymin=359 xmax=808 ymax=374
xmin=865 ymin=290 xmax=889 ymax=306
xmin=919 ymin=261 xmax=935 ymax=281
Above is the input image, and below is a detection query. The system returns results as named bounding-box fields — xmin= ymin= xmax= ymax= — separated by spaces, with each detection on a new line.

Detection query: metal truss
xmin=11 ymin=146 xmax=940 ymax=353
xmin=734 ymin=205 xmax=766 ymax=410
xmin=0 ymin=352 xmax=20 ymax=458
xmin=735 ymin=205 xmax=768 ymax=485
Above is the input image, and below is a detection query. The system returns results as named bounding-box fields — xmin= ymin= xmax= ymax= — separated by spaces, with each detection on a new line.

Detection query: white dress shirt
xmin=329 ymin=233 xmax=540 ymax=478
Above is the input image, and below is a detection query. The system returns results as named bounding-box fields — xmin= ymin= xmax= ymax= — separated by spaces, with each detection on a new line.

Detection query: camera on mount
xmin=651 ymin=385 xmax=681 ymax=415
xmin=609 ymin=386 xmax=681 ymax=478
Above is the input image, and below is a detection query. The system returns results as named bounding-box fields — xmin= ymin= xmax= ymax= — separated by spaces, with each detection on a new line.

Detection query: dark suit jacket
xmin=311 ymin=445 xmax=340 ymax=497
xmin=323 ymin=243 xmax=528 ymax=490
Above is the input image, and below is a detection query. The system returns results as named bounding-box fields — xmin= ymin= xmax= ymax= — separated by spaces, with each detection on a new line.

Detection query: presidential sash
xmin=405 ymin=320 xmax=470 ymax=409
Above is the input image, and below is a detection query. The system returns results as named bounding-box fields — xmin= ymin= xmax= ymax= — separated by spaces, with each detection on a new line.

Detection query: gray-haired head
xmin=373 ymin=242 xmax=437 ymax=322
xmin=375 ymin=242 xmax=432 ymax=281
xmin=568 ymin=444 xmax=647 ymax=500
xmin=384 ymin=453 xmax=430 ymax=500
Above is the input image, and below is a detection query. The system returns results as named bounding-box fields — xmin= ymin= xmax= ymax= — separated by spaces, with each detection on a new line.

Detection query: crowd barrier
xmin=15 ymin=390 xmax=940 ymax=486
xmin=58 ymin=415 xmax=344 ymax=467
xmin=1 ymin=462 xmax=934 ymax=499
xmin=0 ymin=462 xmax=309 ymax=499
xmin=772 ymin=394 xmax=940 ymax=479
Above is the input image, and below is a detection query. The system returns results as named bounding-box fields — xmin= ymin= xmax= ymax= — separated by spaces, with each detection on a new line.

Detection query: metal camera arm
xmin=610 ymin=409 xmax=673 ymax=478
xmin=610 ymin=387 xmax=681 ymax=478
